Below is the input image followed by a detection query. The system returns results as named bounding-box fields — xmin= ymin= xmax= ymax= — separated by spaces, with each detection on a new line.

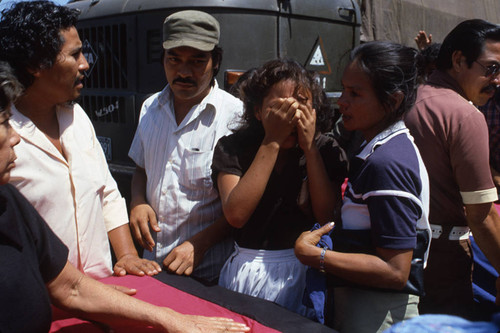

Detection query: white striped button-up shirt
xmin=129 ymin=81 xmax=243 ymax=281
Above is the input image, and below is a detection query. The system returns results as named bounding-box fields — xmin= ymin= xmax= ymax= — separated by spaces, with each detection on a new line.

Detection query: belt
xmin=430 ymin=224 xmax=470 ymax=241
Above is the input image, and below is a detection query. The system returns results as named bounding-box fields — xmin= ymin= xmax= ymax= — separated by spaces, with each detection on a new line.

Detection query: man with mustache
xmin=405 ymin=19 xmax=500 ymax=319
xmin=0 ymin=1 xmax=161 ymax=280
xmin=128 ymin=10 xmax=243 ymax=284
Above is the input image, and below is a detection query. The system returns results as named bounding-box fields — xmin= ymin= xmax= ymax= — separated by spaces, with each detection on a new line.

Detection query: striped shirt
xmin=129 ymin=81 xmax=243 ymax=281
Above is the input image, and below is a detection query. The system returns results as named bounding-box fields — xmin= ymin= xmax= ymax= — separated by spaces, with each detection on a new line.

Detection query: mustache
xmin=74 ymin=76 xmax=84 ymax=85
xmin=173 ymin=77 xmax=197 ymax=85
xmin=481 ymin=84 xmax=497 ymax=94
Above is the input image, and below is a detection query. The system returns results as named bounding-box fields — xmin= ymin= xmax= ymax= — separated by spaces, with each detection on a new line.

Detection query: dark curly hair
xmin=235 ymin=58 xmax=333 ymax=141
xmin=349 ymin=41 xmax=419 ymax=125
xmin=0 ymin=62 xmax=23 ymax=114
xmin=0 ymin=1 xmax=80 ymax=89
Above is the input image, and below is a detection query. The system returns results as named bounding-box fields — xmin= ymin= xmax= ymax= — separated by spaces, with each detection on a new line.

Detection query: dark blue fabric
xmin=344 ymin=133 xmax=422 ymax=249
xmin=471 ymin=236 xmax=499 ymax=320
xmin=384 ymin=314 xmax=500 ymax=332
xmin=472 ymin=236 xmax=498 ymax=303
xmin=302 ymin=223 xmax=333 ymax=323
xmin=0 ymin=184 xmax=68 ymax=333
xmin=339 ymin=126 xmax=429 ymax=296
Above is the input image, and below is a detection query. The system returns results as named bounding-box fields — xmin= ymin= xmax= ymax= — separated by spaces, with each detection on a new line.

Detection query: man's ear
xmin=451 ymin=50 xmax=465 ymax=73
xmin=254 ymin=106 xmax=262 ymax=121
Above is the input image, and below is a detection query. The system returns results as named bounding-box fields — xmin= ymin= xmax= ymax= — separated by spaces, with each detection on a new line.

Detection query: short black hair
xmin=436 ymin=19 xmax=500 ymax=70
xmin=211 ymin=46 xmax=223 ymax=79
xmin=0 ymin=1 xmax=80 ymax=89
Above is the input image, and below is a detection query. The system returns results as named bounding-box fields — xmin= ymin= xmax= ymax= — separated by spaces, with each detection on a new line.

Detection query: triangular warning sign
xmin=310 ymin=46 xmax=325 ymax=66
xmin=305 ymin=36 xmax=331 ymax=75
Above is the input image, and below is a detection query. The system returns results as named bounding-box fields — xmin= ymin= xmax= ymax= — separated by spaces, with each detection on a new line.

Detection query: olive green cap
xmin=163 ymin=10 xmax=220 ymax=51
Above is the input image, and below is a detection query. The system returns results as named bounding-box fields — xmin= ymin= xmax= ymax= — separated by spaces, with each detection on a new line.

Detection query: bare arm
xmin=108 ymin=224 xmax=161 ymax=276
xmin=130 ymin=166 xmax=159 ymax=251
xmin=465 ymin=202 xmax=500 ymax=304
xmin=47 ymin=262 xmax=250 ymax=332
xmin=296 ymin=104 xmax=336 ymax=223
xmin=217 ymin=142 xmax=279 ymax=228
xmin=295 ymin=223 xmax=413 ymax=290
xmin=303 ymin=145 xmax=337 ymax=223
xmin=465 ymin=202 xmax=500 ymax=273
xmin=325 ymin=247 xmax=412 ymax=289
xmin=218 ymin=97 xmax=298 ymax=228
xmin=163 ymin=215 xmax=233 ymax=275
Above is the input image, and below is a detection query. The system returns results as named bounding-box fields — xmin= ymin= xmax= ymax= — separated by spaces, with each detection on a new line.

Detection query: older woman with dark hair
xmin=211 ymin=59 xmax=347 ymax=314
xmin=0 ymin=61 xmax=249 ymax=333
xmin=295 ymin=41 xmax=431 ymax=332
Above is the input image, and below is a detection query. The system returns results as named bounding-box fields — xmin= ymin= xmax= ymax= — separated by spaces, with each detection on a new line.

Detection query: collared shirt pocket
xmin=179 ymin=148 xmax=214 ymax=200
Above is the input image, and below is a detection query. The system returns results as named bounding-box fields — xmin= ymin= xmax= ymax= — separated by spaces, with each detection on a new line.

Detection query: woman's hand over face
xmin=261 ymin=97 xmax=299 ymax=147
xmin=295 ymin=101 xmax=316 ymax=153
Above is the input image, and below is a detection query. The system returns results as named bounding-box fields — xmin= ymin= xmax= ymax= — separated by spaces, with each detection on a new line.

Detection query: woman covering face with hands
xmin=211 ymin=59 xmax=347 ymax=314
xmin=257 ymin=90 xmax=313 ymax=151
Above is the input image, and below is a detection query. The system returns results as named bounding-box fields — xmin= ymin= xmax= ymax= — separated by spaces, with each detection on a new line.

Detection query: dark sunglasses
xmin=475 ymin=61 xmax=500 ymax=78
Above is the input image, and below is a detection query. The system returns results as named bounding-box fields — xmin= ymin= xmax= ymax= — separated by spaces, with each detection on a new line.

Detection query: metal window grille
xmin=78 ymin=24 xmax=128 ymax=89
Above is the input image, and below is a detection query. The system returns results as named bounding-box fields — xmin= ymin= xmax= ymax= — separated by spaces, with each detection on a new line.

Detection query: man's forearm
xmin=466 ymin=202 xmax=500 ymax=273
xmin=188 ymin=215 xmax=233 ymax=254
xmin=48 ymin=262 xmax=181 ymax=329
xmin=130 ymin=166 xmax=148 ymax=207
xmin=108 ymin=224 xmax=139 ymax=259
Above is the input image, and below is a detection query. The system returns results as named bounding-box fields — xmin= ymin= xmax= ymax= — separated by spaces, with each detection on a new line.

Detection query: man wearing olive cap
xmin=128 ymin=10 xmax=242 ymax=283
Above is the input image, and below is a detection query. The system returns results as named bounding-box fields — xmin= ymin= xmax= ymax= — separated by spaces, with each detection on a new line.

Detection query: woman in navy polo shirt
xmin=295 ymin=41 xmax=431 ymax=332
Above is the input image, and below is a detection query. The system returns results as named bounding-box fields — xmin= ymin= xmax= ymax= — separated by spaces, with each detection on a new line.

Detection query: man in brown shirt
xmin=406 ymin=19 xmax=500 ymax=318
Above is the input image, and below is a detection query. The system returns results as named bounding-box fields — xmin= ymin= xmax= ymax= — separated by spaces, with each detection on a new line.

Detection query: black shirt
xmin=0 ymin=184 xmax=68 ymax=333
xmin=212 ymin=132 xmax=347 ymax=250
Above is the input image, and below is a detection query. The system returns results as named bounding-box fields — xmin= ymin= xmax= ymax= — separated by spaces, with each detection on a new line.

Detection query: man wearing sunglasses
xmin=406 ymin=19 xmax=500 ymax=319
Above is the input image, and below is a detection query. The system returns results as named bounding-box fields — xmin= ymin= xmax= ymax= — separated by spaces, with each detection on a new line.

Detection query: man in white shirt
xmin=0 ymin=1 xmax=160 ymax=279
xmin=128 ymin=10 xmax=243 ymax=283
